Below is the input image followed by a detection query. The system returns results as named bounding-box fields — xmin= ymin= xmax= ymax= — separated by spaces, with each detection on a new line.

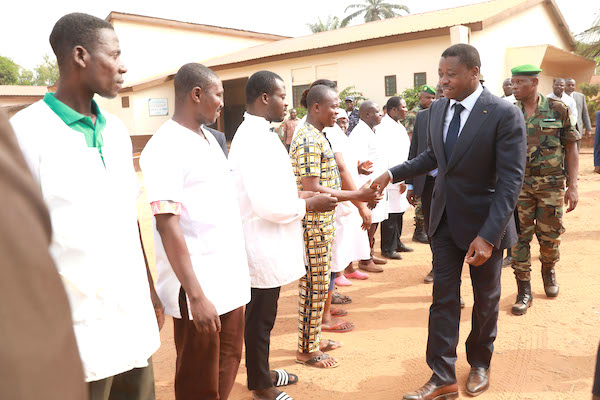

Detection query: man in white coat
xmin=10 ymin=13 xmax=162 ymax=399
xmin=229 ymin=71 xmax=337 ymax=400
xmin=349 ymin=100 xmax=388 ymax=271
xmin=377 ymin=97 xmax=412 ymax=259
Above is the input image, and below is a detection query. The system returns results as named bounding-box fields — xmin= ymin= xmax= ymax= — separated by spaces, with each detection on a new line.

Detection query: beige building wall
xmin=471 ymin=2 xmax=570 ymax=95
xmin=112 ymin=19 xmax=279 ymax=85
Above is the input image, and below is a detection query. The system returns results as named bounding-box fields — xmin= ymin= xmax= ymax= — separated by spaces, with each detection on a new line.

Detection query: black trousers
xmin=427 ymin=214 xmax=502 ymax=385
xmin=245 ymin=287 xmax=281 ymax=390
xmin=421 ymin=176 xmax=435 ymax=237
xmin=594 ymin=342 xmax=600 ymax=395
xmin=380 ymin=212 xmax=404 ymax=253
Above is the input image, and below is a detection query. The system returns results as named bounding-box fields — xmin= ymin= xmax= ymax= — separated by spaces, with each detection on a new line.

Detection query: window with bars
xmin=414 ymin=72 xmax=426 ymax=88
xmin=384 ymin=75 xmax=397 ymax=97
xmin=292 ymin=84 xmax=310 ymax=108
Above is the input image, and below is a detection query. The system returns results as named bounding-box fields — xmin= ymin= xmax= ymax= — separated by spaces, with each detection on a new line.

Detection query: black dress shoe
xmin=396 ymin=242 xmax=414 ymax=252
xmin=403 ymin=381 xmax=458 ymax=400
xmin=382 ymin=251 xmax=402 ymax=260
xmin=466 ymin=367 xmax=489 ymax=396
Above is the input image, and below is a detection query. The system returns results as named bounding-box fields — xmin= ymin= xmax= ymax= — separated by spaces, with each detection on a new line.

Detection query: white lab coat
xmin=377 ymin=114 xmax=410 ymax=214
xmin=140 ymin=120 xmax=251 ymax=318
xmin=228 ymin=113 xmax=306 ymax=288
xmin=349 ymin=119 xmax=388 ymax=223
xmin=11 ymin=100 xmax=160 ymax=382
xmin=323 ymin=123 xmax=371 ymax=271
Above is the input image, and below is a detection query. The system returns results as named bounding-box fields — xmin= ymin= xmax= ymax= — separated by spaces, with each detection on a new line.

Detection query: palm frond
xmin=341 ymin=9 xmax=364 ymax=26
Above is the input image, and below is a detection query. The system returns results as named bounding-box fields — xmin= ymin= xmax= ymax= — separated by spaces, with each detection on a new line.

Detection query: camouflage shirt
xmin=402 ymin=105 xmax=424 ymax=137
xmin=346 ymin=108 xmax=360 ymax=135
xmin=516 ymin=93 xmax=580 ymax=177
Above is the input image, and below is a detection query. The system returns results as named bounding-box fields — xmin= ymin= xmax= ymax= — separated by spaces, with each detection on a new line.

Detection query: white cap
xmin=336 ymin=109 xmax=348 ymax=120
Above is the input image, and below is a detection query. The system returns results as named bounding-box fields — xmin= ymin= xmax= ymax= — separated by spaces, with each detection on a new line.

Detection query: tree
xmin=33 ymin=54 xmax=59 ymax=86
xmin=0 ymin=55 xmax=21 ymax=85
xmin=577 ymin=11 xmax=600 ymax=59
xmin=400 ymin=87 xmax=420 ymax=110
xmin=342 ymin=0 xmax=409 ymax=26
xmin=307 ymin=15 xmax=349 ymax=33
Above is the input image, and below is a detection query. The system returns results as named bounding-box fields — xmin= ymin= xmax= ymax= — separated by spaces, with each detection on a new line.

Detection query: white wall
xmin=471 ymin=2 xmax=571 ymax=95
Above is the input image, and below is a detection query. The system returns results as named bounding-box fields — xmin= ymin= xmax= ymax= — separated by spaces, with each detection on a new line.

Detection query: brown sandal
xmin=295 ymin=353 xmax=339 ymax=369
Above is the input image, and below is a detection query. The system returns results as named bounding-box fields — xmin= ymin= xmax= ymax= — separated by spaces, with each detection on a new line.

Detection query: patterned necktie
xmin=444 ymin=103 xmax=465 ymax=161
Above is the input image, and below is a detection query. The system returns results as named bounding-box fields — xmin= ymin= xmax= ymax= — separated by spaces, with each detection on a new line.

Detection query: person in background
xmin=403 ymin=85 xmax=436 ymax=245
xmin=547 ymin=78 xmax=578 ymax=124
xmin=565 ymin=78 xmax=592 ymax=137
xmin=501 ymin=78 xmax=516 ymax=103
xmin=350 ymin=100 xmax=389 ymax=271
xmin=140 ymin=63 xmax=250 ymax=400
xmin=378 ymin=96 xmax=412 ymax=260
xmin=336 ymin=108 xmax=350 ymax=133
xmin=203 ymin=124 xmax=228 ymax=156
xmin=230 ymin=70 xmax=338 ymax=400
xmin=10 ymin=13 xmax=163 ymax=400
xmin=1 ymin=109 xmax=86 ymax=400
xmin=282 ymin=108 xmax=300 ymax=152
xmin=345 ymin=96 xmax=361 ymax=135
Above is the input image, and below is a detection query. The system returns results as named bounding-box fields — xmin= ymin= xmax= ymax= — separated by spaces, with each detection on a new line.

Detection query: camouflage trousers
xmin=512 ymin=175 xmax=565 ymax=281
xmin=414 ymin=196 xmax=424 ymax=225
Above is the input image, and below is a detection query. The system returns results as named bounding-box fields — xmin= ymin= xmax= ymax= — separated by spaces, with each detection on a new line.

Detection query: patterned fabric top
xmin=402 ymin=105 xmax=424 ymax=137
xmin=516 ymin=93 xmax=581 ymax=176
xmin=290 ymin=121 xmax=341 ymax=230
xmin=150 ymin=200 xmax=182 ymax=216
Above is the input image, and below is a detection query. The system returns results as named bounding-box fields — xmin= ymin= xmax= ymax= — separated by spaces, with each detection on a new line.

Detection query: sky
xmin=1 ymin=0 xmax=598 ymax=70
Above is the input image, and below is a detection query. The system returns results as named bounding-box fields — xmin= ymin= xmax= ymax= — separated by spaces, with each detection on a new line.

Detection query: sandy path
xmin=139 ymin=152 xmax=600 ymax=400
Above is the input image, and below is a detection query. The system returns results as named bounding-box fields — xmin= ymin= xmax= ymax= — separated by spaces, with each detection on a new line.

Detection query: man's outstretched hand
xmin=370 ymin=172 xmax=391 ymax=195
xmin=306 ymin=193 xmax=338 ymax=212
xmin=464 ymin=236 xmax=493 ymax=266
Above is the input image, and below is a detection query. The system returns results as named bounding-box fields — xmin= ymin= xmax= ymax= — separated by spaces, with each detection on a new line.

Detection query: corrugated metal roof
xmin=201 ymin=0 xmax=531 ymax=68
xmin=0 ymin=85 xmax=48 ymax=96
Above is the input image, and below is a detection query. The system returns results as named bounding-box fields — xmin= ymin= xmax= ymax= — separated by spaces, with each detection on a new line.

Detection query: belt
xmin=525 ymin=166 xmax=563 ymax=176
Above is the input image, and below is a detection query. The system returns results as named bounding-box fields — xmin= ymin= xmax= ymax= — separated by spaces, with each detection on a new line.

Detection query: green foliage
xmin=579 ymin=83 xmax=600 ymax=124
xmin=295 ymin=107 xmax=307 ymax=119
xmin=33 ymin=54 xmax=59 ymax=86
xmin=0 ymin=53 xmax=58 ymax=86
xmin=399 ymin=87 xmax=420 ymax=110
xmin=0 ymin=55 xmax=21 ymax=85
xmin=576 ymin=11 xmax=600 ymax=59
xmin=342 ymin=0 xmax=410 ymax=26
xmin=307 ymin=15 xmax=349 ymax=33
xmin=338 ymin=85 xmax=367 ymax=105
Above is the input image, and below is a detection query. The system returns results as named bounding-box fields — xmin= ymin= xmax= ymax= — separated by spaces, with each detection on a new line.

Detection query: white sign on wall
xmin=148 ymin=98 xmax=169 ymax=116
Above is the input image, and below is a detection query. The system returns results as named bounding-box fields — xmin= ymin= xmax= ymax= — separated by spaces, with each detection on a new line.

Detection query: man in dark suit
xmin=372 ymin=44 xmax=526 ymax=399
xmin=407 ymin=107 xmax=436 ymax=283
xmin=204 ymin=125 xmax=228 ymax=157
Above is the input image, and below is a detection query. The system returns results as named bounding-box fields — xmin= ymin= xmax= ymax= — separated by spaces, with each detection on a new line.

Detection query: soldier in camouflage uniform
xmin=510 ymin=64 xmax=580 ymax=316
xmin=403 ymin=85 xmax=436 ymax=244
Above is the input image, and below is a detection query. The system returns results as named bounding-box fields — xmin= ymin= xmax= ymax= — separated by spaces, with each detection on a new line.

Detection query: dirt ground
xmin=138 ymin=152 xmax=600 ymax=400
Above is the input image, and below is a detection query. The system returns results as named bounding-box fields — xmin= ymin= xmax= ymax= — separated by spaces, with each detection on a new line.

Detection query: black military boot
xmin=511 ymin=279 xmax=532 ymax=316
xmin=541 ymin=265 xmax=559 ymax=298
xmin=412 ymin=222 xmax=428 ymax=244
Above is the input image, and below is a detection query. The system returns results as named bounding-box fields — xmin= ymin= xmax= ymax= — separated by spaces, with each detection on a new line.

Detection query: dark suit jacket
xmin=390 ymin=88 xmax=526 ymax=250
xmin=595 ymin=111 xmax=600 ymax=167
xmin=407 ymin=108 xmax=430 ymax=197
xmin=204 ymin=125 xmax=228 ymax=157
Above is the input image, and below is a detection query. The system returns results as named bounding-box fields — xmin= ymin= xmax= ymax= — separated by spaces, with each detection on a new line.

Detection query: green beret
xmin=421 ymin=85 xmax=436 ymax=95
xmin=511 ymin=64 xmax=542 ymax=76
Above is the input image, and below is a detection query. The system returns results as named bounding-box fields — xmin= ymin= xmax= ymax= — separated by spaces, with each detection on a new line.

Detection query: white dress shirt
xmin=140 ymin=119 xmax=251 ymax=318
xmin=228 ymin=113 xmax=306 ymax=288
xmin=11 ymin=100 xmax=160 ymax=382
xmin=444 ymin=84 xmax=484 ymax=142
xmin=547 ymin=92 xmax=578 ymax=122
